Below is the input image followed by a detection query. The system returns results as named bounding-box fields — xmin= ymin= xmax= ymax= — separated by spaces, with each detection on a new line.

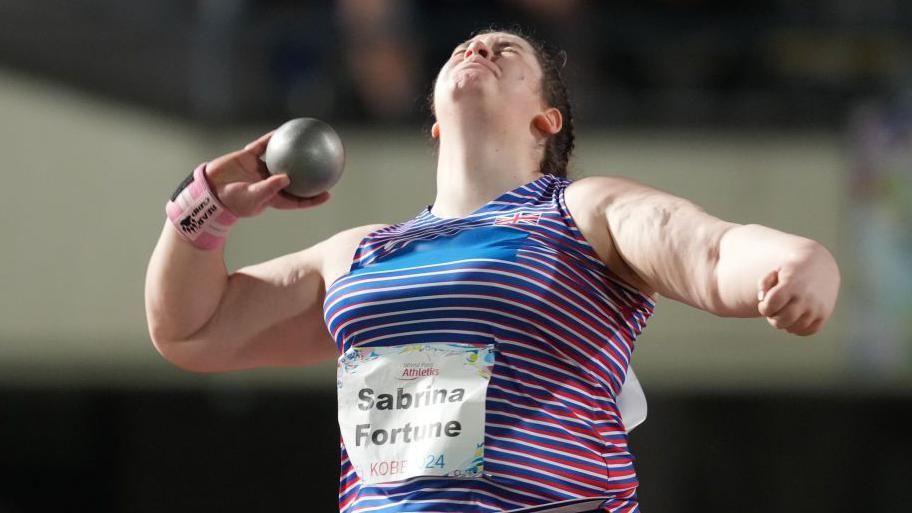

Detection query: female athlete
xmin=145 ymin=29 xmax=840 ymax=513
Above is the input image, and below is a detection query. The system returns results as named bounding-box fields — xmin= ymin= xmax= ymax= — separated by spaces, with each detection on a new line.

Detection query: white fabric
xmin=616 ymin=366 xmax=647 ymax=432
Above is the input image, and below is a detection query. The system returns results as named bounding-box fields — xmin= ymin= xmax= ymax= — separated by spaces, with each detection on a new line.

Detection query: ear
xmin=431 ymin=122 xmax=440 ymax=139
xmin=532 ymin=107 xmax=562 ymax=136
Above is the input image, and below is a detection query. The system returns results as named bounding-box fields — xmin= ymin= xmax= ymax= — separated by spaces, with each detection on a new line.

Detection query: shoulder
xmin=328 ymin=223 xmax=391 ymax=245
xmin=318 ymin=223 xmax=390 ymax=285
xmin=563 ymin=174 xmax=657 ymax=233
xmin=565 ymin=175 xmax=647 ymax=202
xmin=320 ymin=223 xmax=390 ymax=259
xmin=564 ymin=175 xmax=657 ymax=297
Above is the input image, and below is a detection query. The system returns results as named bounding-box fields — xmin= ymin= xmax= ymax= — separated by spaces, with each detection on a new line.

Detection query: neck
xmin=431 ymin=110 xmax=542 ymax=219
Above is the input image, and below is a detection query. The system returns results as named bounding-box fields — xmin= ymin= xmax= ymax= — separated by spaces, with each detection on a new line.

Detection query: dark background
xmin=1 ymin=0 xmax=909 ymax=129
xmin=2 ymin=388 xmax=910 ymax=512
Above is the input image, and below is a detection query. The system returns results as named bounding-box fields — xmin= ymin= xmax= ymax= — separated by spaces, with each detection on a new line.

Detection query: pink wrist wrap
xmin=165 ymin=163 xmax=238 ymax=250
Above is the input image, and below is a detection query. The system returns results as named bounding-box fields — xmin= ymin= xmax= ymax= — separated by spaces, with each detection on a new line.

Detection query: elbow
xmin=151 ymin=337 xmax=225 ymax=374
xmin=147 ymin=327 xmax=200 ymax=373
xmin=145 ymin=314 xmax=189 ymax=367
xmin=147 ymin=323 xmax=228 ymax=374
xmin=144 ymin=302 xmax=226 ymax=373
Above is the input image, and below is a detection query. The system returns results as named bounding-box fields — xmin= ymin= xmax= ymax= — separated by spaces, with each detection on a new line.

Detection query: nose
xmin=464 ymin=40 xmax=490 ymax=59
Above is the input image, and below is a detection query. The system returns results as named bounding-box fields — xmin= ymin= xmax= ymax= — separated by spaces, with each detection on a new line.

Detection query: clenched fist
xmin=757 ymin=244 xmax=840 ymax=336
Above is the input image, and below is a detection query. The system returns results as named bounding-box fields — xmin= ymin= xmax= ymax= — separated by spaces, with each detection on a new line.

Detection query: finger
xmin=272 ymin=190 xmax=331 ymax=209
xmin=786 ymin=312 xmax=815 ymax=335
xmin=767 ymin=298 xmax=803 ymax=329
xmin=269 ymin=190 xmax=331 ymax=210
xmin=793 ymin=317 xmax=824 ymax=337
xmin=232 ymin=148 xmax=271 ymax=180
xmin=782 ymin=310 xmax=812 ymax=333
xmin=757 ymin=269 xmax=778 ymax=302
xmin=247 ymin=174 xmax=290 ymax=204
xmin=758 ymin=284 xmax=793 ymax=317
xmin=244 ymin=130 xmax=276 ymax=157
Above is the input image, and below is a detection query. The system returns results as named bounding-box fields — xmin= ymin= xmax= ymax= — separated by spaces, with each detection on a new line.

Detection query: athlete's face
xmin=432 ymin=32 xmax=550 ymax=128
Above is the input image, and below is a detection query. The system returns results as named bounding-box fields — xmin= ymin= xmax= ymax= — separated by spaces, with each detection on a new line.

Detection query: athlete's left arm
xmin=574 ymin=176 xmax=841 ymax=336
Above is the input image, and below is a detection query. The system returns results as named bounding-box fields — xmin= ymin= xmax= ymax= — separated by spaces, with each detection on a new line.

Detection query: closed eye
xmin=450 ymin=41 xmax=518 ymax=59
xmin=493 ymin=43 xmax=518 ymax=56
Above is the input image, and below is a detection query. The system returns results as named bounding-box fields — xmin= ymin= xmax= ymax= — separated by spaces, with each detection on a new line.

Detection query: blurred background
xmin=1 ymin=0 xmax=910 ymax=512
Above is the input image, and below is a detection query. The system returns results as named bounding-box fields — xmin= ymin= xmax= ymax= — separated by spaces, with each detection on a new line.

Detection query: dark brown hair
xmin=427 ymin=27 xmax=575 ymax=179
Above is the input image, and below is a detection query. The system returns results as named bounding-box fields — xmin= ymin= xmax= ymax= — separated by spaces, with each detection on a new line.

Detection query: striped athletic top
xmin=323 ymin=173 xmax=655 ymax=512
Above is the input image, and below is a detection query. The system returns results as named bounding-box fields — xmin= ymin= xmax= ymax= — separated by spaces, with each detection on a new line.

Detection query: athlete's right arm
xmin=144 ymin=131 xmax=336 ymax=373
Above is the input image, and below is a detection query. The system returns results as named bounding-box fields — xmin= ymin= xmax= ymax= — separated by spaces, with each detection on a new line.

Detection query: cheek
xmin=506 ymin=66 xmax=540 ymax=94
xmin=507 ymin=78 xmax=543 ymax=106
xmin=434 ymin=64 xmax=455 ymax=92
xmin=431 ymin=68 xmax=446 ymax=95
xmin=437 ymin=60 xmax=457 ymax=81
xmin=432 ymin=75 xmax=446 ymax=107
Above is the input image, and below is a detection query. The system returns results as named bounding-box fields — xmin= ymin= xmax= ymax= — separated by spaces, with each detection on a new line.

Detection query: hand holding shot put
xmin=208 ymin=128 xmax=333 ymax=218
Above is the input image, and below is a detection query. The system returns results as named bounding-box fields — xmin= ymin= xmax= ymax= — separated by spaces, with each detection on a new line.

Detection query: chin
xmin=450 ymin=73 xmax=494 ymax=99
xmin=434 ymin=77 xmax=499 ymax=119
xmin=457 ymin=64 xmax=496 ymax=84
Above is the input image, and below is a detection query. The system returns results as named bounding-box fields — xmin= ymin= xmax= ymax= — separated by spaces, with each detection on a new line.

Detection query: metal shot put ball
xmin=264 ymin=118 xmax=345 ymax=198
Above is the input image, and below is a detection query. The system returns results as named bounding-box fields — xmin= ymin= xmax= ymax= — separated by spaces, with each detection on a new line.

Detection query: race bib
xmin=337 ymin=343 xmax=495 ymax=484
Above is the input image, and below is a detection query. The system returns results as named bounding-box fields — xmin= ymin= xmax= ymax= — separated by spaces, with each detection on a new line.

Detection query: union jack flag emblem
xmin=493 ymin=212 xmax=542 ymax=226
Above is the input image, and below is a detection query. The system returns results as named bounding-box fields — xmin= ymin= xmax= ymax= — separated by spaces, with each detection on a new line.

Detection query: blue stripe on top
xmin=323 ymin=174 xmax=655 ymax=512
